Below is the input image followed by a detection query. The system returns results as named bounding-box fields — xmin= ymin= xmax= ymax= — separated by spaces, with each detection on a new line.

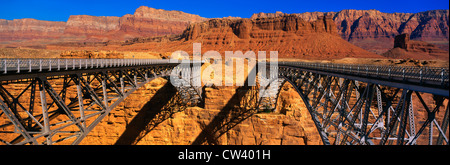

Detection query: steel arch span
xmin=275 ymin=63 xmax=449 ymax=145
xmin=0 ymin=59 xmax=204 ymax=145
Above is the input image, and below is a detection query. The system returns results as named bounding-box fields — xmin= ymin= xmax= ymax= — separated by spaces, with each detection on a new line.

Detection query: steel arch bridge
xmin=0 ymin=58 xmax=448 ymax=145
xmin=270 ymin=62 xmax=449 ymax=145
xmin=0 ymin=58 xmax=202 ymax=145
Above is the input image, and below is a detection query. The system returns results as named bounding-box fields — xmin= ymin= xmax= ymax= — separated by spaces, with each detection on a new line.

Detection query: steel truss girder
xmin=278 ymin=66 xmax=449 ymax=145
xmin=0 ymin=65 xmax=176 ymax=145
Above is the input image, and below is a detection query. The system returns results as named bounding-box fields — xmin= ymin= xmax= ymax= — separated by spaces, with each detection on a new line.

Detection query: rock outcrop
xmin=394 ymin=33 xmax=411 ymax=49
xmin=382 ymin=33 xmax=449 ymax=60
xmin=59 ymin=50 xmax=124 ymax=59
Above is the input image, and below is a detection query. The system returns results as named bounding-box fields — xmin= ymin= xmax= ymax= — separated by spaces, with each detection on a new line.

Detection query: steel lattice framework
xmin=0 ymin=59 xmax=190 ymax=145
xmin=0 ymin=59 xmax=448 ymax=145
xmin=270 ymin=62 xmax=449 ymax=145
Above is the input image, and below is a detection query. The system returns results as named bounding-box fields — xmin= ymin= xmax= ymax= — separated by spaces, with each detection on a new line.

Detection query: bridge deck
xmin=0 ymin=59 xmax=183 ymax=82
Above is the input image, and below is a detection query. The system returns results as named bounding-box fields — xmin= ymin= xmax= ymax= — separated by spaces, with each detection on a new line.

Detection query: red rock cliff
xmin=0 ymin=6 xmax=208 ymax=45
xmin=183 ymin=14 xmax=337 ymax=40
xmin=383 ymin=33 xmax=449 ymax=60
xmin=252 ymin=9 xmax=449 ymax=53
xmin=65 ymin=6 xmax=208 ymax=41
xmin=0 ymin=18 xmax=66 ymax=41
xmin=64 ymin=15 xmax=121 ymax=41
xmin=181 ymin=15 xmax=382 ymax=59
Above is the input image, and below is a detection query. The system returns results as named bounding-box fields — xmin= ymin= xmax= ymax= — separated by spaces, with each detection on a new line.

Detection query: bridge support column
xmin=76 ymin=84 xmax=86 ymax=130
xmin=37 ymin=78 xmax=52 ymax=145
xmin=102 ymin=79 xmax=108 ymax=108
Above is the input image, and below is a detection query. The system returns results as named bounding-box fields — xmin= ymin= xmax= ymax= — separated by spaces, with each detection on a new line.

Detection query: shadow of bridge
xmin=192 ymin=68 xmax=260 ymax=145
xmin=115 ymin=82 xmax=186 ymax=145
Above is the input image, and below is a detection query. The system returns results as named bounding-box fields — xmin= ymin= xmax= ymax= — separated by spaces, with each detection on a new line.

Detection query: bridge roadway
xmin=0 ymin=58 xmax=448 ymax=145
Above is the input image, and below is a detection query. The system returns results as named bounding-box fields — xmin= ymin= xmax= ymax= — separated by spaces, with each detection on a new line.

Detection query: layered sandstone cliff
xmin=64 ymin=15 xmax=121 ymax=40
xmin=179 ymin=15 xmax=382 ymax=59
xmin=408 ymin=10 xmax=449 ymax=41
xmin=66 ymin=6 xmax=208 ymax=41
xmin=251 ymin=9 xmax=449 ymax=53
xmin=52 ymin=14 xmax=382 ymax=60
xmin=0 ymin=18 xmax=66 ymax=41
xmin=1 ymin=7 xmax=448 ymax=58
xmin=0 ymin=6 xmax=208 ymax=45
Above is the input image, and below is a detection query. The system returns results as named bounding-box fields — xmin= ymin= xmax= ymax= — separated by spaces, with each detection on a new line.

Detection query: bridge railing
xmin=279 ymin=61 xmax=449 ymax=87
xmin=0 ymin=58 xmax=173 ymax=74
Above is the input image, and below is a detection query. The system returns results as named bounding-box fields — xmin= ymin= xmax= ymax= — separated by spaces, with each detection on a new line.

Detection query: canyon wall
xmin=183 ymin=14 xmax=337 ymax=40
xmin=81 ymin=78 xmax=321 ymax=145
xmin=66 ymin=6 xmax=208 ymax=41
xmin=81 ymin=61 xmax=321 ymax=145
xmin=2 ymin=7 xmax=448 ymax=55
xmin=0 ymin=71 xmax=445 ymax=145
xmin=64 ymin=15 xmax=121 ymax=41
xmin=252 ymin=9 xmax=449 ymax=53
xmin=0 ymin=18 xmax=66 ymax=41
xmin=79 ymin=71 xmax=448 ymax=145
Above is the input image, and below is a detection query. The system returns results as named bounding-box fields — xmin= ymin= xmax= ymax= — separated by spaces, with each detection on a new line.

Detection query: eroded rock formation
xmin=383 ymin=33 xmax=449 ymax=60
